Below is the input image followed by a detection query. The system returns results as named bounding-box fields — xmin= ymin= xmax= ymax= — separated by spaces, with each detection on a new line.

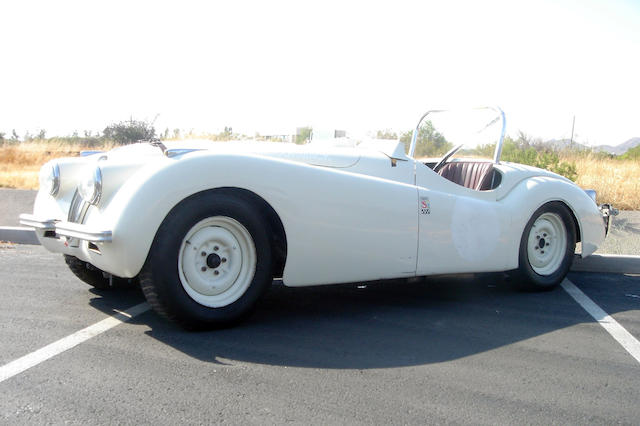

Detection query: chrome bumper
xmin=599 ymin=203 xmax=618 ymax=236
xmin=19 ymin=213 xmax=113 ymax=243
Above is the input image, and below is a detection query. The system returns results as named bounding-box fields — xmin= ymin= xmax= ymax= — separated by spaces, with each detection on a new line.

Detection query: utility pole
xmin=569 ymin=115 xmax=575 ymax=147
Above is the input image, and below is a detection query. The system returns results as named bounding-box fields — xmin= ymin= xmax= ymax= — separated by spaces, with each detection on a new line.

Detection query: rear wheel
xmin=515 ymin=202 xmax=576 ymax=291
xmin=139 ymin=191 xmax=273 ymax=329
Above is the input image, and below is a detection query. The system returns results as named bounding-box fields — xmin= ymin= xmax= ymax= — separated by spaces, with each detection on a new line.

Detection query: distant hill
xmin=538 ymin=137 xmax=640 ymax=155
xmin=595 ymin=137 xmax=640 ymax=155
xmin=540 ymin=138 xmax=590 ymax=151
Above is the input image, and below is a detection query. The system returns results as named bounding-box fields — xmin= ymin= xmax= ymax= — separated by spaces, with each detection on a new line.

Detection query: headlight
xmin=39 ymin=162 xmax=60 ymax=196
xmin=78 ymin=166 xmax=102 ymax=205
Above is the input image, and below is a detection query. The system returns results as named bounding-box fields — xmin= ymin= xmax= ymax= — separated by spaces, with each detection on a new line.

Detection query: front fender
xmin=83 ymin=153 xmax=286 ymax=277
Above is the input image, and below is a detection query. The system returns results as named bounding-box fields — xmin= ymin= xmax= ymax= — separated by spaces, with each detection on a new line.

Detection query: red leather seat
xmin=437 ymin=162 xmax=495 ymax=191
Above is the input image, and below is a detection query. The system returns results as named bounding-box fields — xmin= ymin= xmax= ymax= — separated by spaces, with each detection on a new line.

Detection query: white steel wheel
xmin=178 ymin=216 xmax=257 ymax=308
xmin=140 ymin=191 xmax=274 ymax=329
xmin=526 ymin=212 xmax=567 ymax=275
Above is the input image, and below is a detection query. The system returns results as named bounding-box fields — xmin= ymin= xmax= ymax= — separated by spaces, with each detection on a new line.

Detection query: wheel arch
xmin=153 ymin=186 xmax=288 ymax=278
xmin=523 ymin=199 xmax=582 ymax=244
xmin=565 ymin=202 xmax=582 ymax=243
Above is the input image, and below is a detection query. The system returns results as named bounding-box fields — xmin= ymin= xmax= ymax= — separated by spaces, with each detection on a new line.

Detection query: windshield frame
xmin=408 ymin=106 xmax=506 ymax=163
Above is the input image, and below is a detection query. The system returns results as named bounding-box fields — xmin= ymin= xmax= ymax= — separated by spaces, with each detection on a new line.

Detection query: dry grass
xmin=560 ymin=152 xmax=640 ymax=210
xmin=0 ymin=141 xmax=115 ymax=189
xmin=1 ymin=142 xmax=638 ymax=210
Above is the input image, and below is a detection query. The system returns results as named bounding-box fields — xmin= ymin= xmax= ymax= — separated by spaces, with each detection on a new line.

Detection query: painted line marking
xmin=562 ymin=279 xmax=640 ymax=364
xmin=0 ymin=302 xmax=150 ymax=384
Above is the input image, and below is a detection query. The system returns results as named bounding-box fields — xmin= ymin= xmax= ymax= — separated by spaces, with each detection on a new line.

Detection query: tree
xmin=399 ymin=120 xmax=452 ymax=157
xmin=375 ymin=129 xmax=397 ymax=140
xmin=37 ymin=129 xmax=46 ymax=140
xmin=11 ymin=129 xmax=19 ymax=141
xmin=103 ymin=119 xmax=156 ymax=145
xmin=173 ymin=128 xmax=181 ymax=139
xmin=295 ymin=127 xmax=312 ymax=144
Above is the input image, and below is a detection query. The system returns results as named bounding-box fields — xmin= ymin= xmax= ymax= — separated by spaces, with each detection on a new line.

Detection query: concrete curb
xmin=1 ymin=227 xmax=639 ymax=274
xmin=572 ymin=254 xmax=640 ymax=275
xmin=0 ymin=226 xmax=40 ymax=245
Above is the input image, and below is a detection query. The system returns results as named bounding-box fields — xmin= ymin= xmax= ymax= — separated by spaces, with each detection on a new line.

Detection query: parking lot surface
xmin=1 ymin=244 xmax=638 ymax=425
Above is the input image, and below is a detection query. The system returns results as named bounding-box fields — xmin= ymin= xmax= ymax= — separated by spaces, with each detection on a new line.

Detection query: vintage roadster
xmin=20 ymin=108 xmax=615 ymax=328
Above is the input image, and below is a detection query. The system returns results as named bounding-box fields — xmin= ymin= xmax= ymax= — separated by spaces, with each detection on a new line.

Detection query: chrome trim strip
xmin=166 ymin=148 xmax=204 ymax=158
xmin=409 ymin=109 xmax=447 ymax=158
xmin=68 ymin=189 xmax=90 ymax=223
xmin=19 ymin=214 xmax=57 ymax=230
xmin=80 ymin=150 xmax=105 ymax=157
xmin=50 ymin=163 xmax=61 ymax=196
xmin=19 ymin=214 xmax=112 ymax=242
xmin=55 ymin=222 xmax=112 ymax=243
xmin=492 ymin=107 xmax=507 ymax=164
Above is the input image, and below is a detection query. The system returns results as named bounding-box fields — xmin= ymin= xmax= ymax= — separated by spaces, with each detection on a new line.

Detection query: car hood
xmin=107 ymin=139 xmax=408 ymax=169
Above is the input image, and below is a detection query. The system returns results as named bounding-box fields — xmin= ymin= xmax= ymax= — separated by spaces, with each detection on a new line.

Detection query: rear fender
xmin=500 ymin=177 xmax=605 ymax=268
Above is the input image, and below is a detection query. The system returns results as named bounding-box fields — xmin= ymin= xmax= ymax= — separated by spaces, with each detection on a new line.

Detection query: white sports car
xmin=20 ymin=108 xmax=615 ymax=328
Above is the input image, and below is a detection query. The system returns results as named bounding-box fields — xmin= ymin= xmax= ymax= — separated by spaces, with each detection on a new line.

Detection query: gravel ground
xmin=597 ymin=210 xmax=640 ymax=255
xmin=1 ymin=188 xmax=638 ymax=255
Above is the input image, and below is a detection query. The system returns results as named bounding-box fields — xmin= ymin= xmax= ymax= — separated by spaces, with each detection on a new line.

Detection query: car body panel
xmin=32 ymin=145 xmax=420 ymax=285
xmin=24 ymin=134 xmax=607 ymax=287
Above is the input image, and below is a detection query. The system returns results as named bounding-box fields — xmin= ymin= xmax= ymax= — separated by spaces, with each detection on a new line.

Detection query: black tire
xmin=64 ymin=255 xmax=134 ymax=289
xmin=515 ymin=202 xmax=576 ymax=291
xmin=139 ymin=191 xmax=273 ymax=329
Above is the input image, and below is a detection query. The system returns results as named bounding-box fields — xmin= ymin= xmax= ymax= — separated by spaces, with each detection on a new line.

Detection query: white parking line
xmin=562 ymin=279 xmax=640 ymax=364
xmin=2 ymin=278 xmax=637 ymax=383
xmin=0 ymin=302 xmax=150 ymax=384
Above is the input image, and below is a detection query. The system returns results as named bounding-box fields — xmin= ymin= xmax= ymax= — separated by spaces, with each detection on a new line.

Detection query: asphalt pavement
xmin=0 ymin=189 xmax=36 ymax=227
xmin=1 ymin=188 xmax=639 ymax=424
xmin=0 ymin=244 xmax=638 ymax=424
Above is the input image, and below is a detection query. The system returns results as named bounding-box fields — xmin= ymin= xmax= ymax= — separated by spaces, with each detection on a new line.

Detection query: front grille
xmin=67 ymin=190 xmax=89 ymax=224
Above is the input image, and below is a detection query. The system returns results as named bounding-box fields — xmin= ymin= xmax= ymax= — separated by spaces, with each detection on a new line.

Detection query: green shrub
xmin=619 ymin=144 xmax=640 ymax=160
xmin=479 ymin=137 xmax=578 ymax=181
xmin=103 ymin=119 xmax=156 ymax=145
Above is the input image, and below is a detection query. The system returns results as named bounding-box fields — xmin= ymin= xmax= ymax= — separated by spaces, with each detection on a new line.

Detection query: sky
xmin=1 ymin=0 xmax=639 ymax=146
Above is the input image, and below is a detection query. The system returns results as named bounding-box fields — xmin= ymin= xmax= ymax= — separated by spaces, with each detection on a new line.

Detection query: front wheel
xmin=515 ymin=202 xmax=576 ymax=291
xmin=139 ymin=192 xmax=273 ymax=329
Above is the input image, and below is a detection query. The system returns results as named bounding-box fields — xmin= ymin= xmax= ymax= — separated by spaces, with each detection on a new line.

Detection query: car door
xmin=413 ymin=161 xmax=511 ymax=275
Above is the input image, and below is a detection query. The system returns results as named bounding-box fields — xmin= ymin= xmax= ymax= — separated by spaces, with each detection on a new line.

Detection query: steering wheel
xmin=432 ymin=144 xmax=464 ymax=173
